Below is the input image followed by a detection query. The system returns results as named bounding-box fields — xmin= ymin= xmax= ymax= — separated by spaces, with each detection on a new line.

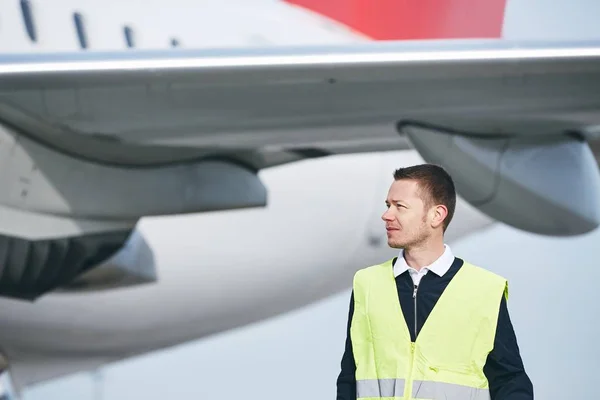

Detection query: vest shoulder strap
xmin=353 ymin=258 xmax=394 ymax=281
xmin=461 ymin=261 xmax=509 ymax=301
xmin=352 ymin=258 xmax=394 ymax=301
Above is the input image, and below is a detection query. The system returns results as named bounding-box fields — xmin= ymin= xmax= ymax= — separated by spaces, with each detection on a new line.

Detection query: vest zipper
xmin=413 ymin=284 xmax=418 ymax=339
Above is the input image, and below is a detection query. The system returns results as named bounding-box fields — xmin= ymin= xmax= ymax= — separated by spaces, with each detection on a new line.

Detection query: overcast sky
xmin=20 ymin=222 xmax=598 ymax=399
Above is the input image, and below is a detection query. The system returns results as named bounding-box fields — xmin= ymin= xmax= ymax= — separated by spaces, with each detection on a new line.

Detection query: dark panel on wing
xmin=0 ymin=229 xmax=132 ymax=301
xmin=288 ymin=147 xmax=331 ymax=159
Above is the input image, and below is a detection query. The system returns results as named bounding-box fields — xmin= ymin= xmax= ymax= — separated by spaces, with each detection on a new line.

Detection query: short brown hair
xmin=393 ymin=164 xmax=456 ymax=231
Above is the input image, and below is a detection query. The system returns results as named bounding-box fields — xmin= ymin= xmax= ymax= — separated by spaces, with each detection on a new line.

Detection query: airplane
xmin=1 ymin=0 xmax=600 ymax=396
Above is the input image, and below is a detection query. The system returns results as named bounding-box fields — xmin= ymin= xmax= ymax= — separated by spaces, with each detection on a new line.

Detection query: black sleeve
xmin=484 ymin=296 xmax=534 ymax=400
xmin=336 ymin=291 xmax=356 ymax=400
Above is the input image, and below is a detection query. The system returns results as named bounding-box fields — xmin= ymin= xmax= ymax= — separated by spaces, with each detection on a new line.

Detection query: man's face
xmin=381 ymin=179 xmax=431 ymax=249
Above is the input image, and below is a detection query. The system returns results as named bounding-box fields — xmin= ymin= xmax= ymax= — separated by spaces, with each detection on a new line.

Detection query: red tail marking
xmin=284 ymin=0 xmax=507 ymax=40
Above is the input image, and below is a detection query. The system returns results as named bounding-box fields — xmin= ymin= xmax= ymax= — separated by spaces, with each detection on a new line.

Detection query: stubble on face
xmin=384 ymin=180 xmax=432 ymax=250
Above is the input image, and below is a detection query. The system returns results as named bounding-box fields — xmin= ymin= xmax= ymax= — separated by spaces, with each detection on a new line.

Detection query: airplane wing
xmin=1 ymin=39 xmax=600 ymax=301
xmin=2 ymin=39 xmax=600 ymax=167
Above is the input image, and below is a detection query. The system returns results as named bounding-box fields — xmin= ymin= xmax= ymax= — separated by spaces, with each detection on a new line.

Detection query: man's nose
xmin=381 ymin=208 xmax=393 ymax=221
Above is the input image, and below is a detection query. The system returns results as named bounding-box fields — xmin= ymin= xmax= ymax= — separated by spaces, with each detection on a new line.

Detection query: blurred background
xmin=1 ymin=0 xmax=600 ymax=399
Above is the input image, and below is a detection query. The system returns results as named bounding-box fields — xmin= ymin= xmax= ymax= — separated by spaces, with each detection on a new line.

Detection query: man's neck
xmin=403 ymin=240 xmax=446 ymax=271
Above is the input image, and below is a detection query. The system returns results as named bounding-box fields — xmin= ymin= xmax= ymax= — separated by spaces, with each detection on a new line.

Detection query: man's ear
xmin=431 ymin=204 xmax=448 ymax=229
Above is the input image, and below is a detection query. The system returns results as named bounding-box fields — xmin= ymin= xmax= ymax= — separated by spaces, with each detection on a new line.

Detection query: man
xmin=336 ymin=164 xmax=533 ymax=400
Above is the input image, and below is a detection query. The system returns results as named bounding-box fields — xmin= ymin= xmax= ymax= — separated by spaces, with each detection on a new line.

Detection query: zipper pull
xmin=413 ymin=284 xmax=418 ymax=298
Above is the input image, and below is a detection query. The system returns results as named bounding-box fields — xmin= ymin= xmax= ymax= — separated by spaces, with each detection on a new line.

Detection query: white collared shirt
xmin=393 ymin=244 xmax=455 ymax=286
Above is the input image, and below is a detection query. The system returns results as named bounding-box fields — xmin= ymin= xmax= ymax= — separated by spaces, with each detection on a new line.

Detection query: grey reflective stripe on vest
xmin=356 ymin=379 xmax=405 ymax=398
xmin=412 ymin=380 xmax=491 ymax=400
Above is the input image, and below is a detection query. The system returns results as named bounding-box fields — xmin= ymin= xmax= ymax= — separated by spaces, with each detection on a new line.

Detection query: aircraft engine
xmin=0 ymin=122 xmax=267 ymax=301
xmin=401 ymin=123 xmax=600 ymax=236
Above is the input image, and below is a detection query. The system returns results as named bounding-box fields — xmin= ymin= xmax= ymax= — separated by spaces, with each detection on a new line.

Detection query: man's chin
xmin=387 ymin=240 xmax=405 ymax=249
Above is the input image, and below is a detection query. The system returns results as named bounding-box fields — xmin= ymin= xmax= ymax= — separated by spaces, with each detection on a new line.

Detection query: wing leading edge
xmin=1 ymin=39 xmax=600 ymax=167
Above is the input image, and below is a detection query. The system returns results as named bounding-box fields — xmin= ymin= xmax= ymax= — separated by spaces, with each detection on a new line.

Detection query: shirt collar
xmin=393 ymin=244 xmax=455 ymax=278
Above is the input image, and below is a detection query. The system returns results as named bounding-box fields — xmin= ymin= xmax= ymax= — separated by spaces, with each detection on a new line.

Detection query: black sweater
xmin=336 ymin=257 xmax=534 ymax=399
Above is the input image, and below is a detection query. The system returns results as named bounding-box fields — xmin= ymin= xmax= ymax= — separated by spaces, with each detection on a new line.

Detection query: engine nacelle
xmin=0 ymin=124 xmax=267 ymax=221
xmin=401 ymin=124 xmax=600 ymax=236
xmin=0 ymin=121 xmax=267 ymax=301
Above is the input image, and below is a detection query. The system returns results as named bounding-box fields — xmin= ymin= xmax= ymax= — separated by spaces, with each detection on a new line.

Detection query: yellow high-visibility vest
xmin=350 ymin=259 xmax=508 ymax=400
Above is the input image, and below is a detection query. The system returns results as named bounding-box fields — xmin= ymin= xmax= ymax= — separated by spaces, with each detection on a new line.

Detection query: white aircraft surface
xmin=1 ymin=0 xmax=600 ymax=395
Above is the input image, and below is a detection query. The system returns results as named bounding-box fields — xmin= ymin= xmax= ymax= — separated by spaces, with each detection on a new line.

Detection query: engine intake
xmin=57 ymin=228 xmax=157 ymax=293
xmin=0 ymin=228 xmax=131 ymax=301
